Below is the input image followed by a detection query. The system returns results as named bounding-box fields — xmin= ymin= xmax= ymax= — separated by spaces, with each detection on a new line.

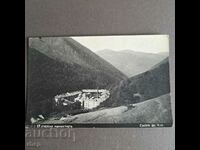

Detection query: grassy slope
xmin=40 ymin=94 xmax=172 ymax=124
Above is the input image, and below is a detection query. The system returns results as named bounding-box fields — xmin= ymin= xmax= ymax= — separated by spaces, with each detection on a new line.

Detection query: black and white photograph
xmin=26 ymin=35 xmax=172 ymax=127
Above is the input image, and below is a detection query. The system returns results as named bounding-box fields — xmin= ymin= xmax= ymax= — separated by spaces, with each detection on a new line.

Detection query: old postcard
xmin=26 ymin=35 xmax=172 ymax=127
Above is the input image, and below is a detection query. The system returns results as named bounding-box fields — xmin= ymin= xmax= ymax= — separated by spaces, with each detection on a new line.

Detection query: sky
xmin=71 ymin=35 xmax=169 ymax=54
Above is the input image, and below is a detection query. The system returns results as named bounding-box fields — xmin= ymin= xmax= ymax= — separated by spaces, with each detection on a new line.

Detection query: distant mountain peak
xmin=96 ymin=49 xmax=168 ymax=77
xmin=96 ymin=49 xmax=116 ymax=53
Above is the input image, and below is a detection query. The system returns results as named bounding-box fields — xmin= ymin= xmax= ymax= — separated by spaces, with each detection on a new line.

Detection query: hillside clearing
xmin=40 ymin=94 xmax=172 ymax=124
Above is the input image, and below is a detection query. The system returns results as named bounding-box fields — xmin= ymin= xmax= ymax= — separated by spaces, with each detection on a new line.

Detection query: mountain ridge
xmin=100 ymin=57 xmax=170 ymax=107
xmin=29 ymin=38 xmax=127 ymax=79
xmin=96 ymin=49 xmax=168 ymax=77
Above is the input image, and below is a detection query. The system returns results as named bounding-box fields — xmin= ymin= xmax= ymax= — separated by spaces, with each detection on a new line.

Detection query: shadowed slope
xmin=26 ymin=37 xmax=127 ymax=122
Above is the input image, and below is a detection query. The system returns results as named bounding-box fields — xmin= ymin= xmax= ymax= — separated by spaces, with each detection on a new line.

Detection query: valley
xmin=26 ymin=37 xmax=172 ymax=126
